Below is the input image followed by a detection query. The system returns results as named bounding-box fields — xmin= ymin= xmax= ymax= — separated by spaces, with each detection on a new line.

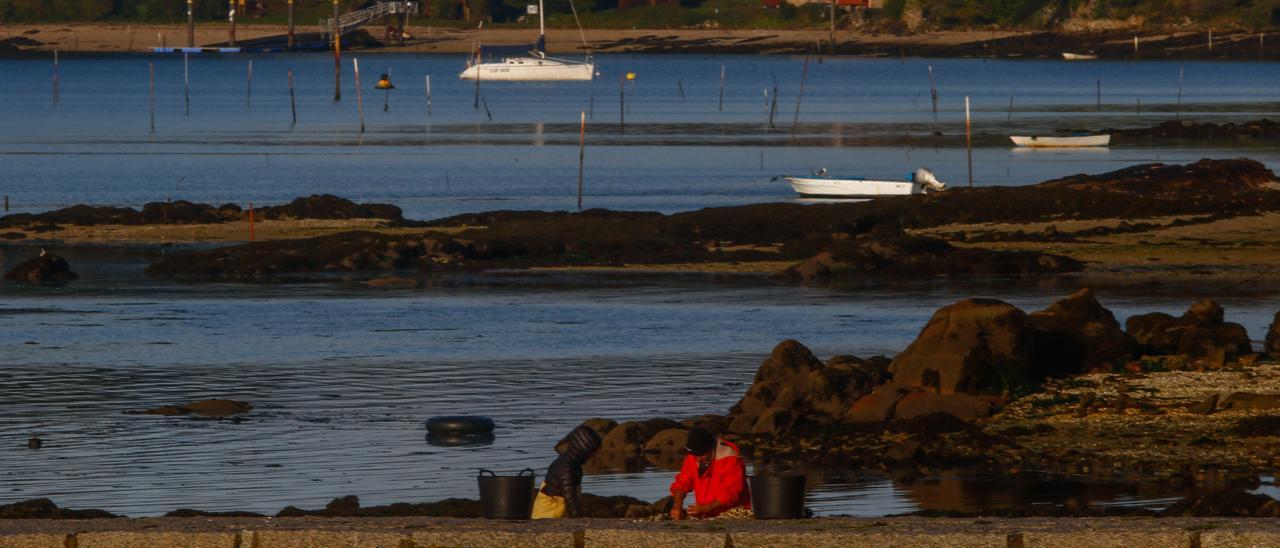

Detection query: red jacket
xmin=669 ymin=439 xmax=750 ymax=516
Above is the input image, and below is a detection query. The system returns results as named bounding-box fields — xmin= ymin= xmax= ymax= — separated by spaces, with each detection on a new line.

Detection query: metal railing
xmin=321 ymin=1 xmax=418 ymax=37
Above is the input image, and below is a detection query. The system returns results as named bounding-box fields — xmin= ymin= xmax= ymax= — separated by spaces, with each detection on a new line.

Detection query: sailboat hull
xmin=459 ymin=58 xmax=594 ymax=81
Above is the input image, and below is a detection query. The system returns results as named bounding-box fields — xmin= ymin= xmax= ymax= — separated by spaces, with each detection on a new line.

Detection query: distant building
xmin=618 ymin=0 xmax=678 ymax=8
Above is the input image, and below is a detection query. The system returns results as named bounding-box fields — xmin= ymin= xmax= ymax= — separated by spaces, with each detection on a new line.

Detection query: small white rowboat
xmin=1062 ymin=52 xmax=1098 ymax=60
xmin=1010 ymin=135 xmax=1111 ymax=148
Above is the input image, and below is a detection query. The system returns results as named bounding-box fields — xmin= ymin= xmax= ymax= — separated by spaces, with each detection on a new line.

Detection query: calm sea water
xmin=2 ymin=54 xmax=1280 ymax=516
xmin=0 ymin=53 xmax=1277 ymax=217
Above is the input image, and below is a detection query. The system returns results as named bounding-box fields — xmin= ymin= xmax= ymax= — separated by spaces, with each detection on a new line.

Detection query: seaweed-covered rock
xmin=0 ymin=498 xmax=117 ymax=519
xmin=729 ymin=340 xmax=886 ymax=426
xmin=1126 ymin=299 xmax=1252 ymax=364
xmin=124 ymin=398 xmax=252 ymax=417
xmin=1037 ymin=158 xmax=1280 ymax=198
xmin=257 ymin=194 xmax=403 ymax=221
xmin=4 ymin=252 xmax=78 ymax=284
xmin=1029 ymin=288 xmax=1136 ymax=373
xmin=141 ymin=200 xmax=224 ymax=224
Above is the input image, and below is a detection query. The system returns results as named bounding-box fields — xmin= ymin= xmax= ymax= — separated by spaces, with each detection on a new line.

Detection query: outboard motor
xmin=914 ymin=168 xmax=946 ymax=193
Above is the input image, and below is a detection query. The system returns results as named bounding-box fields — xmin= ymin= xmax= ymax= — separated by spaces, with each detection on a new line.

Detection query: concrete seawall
xmin=3 ymin=517 xmax=1280 ymax=547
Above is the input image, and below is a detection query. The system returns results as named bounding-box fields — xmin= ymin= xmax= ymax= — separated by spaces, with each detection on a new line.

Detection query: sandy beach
xmin=2 ymin=21 xmax=1258 ymax=58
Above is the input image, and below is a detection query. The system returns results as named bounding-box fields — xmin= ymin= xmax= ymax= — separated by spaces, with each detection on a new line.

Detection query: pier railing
xmin=321 ymin=1 xmax=418 ymax=38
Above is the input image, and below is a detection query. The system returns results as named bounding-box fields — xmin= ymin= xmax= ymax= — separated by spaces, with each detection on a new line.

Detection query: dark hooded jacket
xmin=542 ymin=425 xmax=602 ymax=517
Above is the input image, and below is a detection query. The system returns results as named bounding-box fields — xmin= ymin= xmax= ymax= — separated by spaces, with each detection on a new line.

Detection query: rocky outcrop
xmin=888 ymin=299 xmax=1038 ymax=396
xmin=778 ymin=227 xmax=1083 ymax=282
xmin=727 ymin=340 xmax=890 ymax=432
xmin=1036 ymin=158 xmax=1280 ymax=198
xmin=1126 ymin=299 xmax=1253 ymax=364
xmin=0 ymin=195 xmax=403 ymax=229
xmin=3 ymin=252 xmax=79 ymax=284
xmin=0 ymin=498 xmax=117 ymax=519
xmin=257 ymin=194 xmax=403 ymax=222
xmin=1107 ymin=119 xmax=1280 ymax=141
xmin=124 ymin=399 xmax=253 ymax=418
xmin=1028 ymin=288 xmax=1136 ymax=373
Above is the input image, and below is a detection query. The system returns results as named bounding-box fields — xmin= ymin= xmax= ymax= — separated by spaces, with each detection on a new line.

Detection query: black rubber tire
xmin=426 ymin=416 xmax=495 ymax=436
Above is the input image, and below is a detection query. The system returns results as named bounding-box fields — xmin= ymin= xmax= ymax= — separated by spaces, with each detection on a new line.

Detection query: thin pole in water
xmin=1096 ymin=77 xmax=1101 ymax=112
xmin=718 ymin=65 xmax=726 ymax=112
xmin=187 ymin=0 xmax=195 ymax=48
xmin=677 ymin=80 xmax=686 ymax=101
xmin=384 ymin=68 xmax=391 ymax=112
xmin=426 ymin=75 xmax=432 ymax=118
xmin=247 ymin=60 xmax=253 ymax=108
xmin=289 ymin=68 xmax=297 ymax=126
xmin=52 ymin=50 xmax=59 ymax=108
xmin=965 ymin=96 xmax=972 ymax=189
xmin=1007 ymin=92 xmax=1013 ymax=122
xmin=577 ymin=111 xmax=586 ymax=211
xmin=184 ymin=53 xmax=190 ymax=115
xmin=149 ymin=62 xmax=156 ymax=133
xmin=1136 ymin=98 xmax=1141 ymax=117
xmin=287 ymin=0 xmax=296 ymax=50
xmin=928 ymin=65 xmax=938 ymax=121
xmin=619 ymin=74 xmax=625 ymax=133
xmin=228 ymin=0 xmax=236 ymax=47
xmin=473 ymin=61 xmax=481 ymax=109
xmin=768 ymin=84 xmax=779 ymax=129
xmin=1176 ymin=67 xmax=1184 ymax=120
xmin=354 ymin=58 xmax=365 ymax=133
xmin=333 ymin=0 xmax=341 ymax=101
xmin=1134 ymin=35 xmax=1138 ymax=56
xmin=791 ymin=54 xmax=811 ymax=142
xmin=1208 ymin=28 xmax=1213 ymax=55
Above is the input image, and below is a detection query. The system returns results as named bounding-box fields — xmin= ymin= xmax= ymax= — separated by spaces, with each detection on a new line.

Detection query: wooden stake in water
xmin=965 ymin=96 xmax=972 ymax=189
xmin=287 ymin=0 xmax=296 ymax=50
xmin=1262 ymin=33 xmax=1266 ymax=59
xmin=791 ymin=55 xmax=811 ymax=142
xmin=768 ymin=84 xmax=779 ymax=129
xmin=1133 ymin=35 xmax=1139 ymax=55
xmin=718 ymin=66 xmax=726 ymax=112
xmin=354 ymin=58 xmax=365 ymax=133
xmin=677 ymin=80 xmax=686 ymax=101
xmin=149 ymin=63 xmax=156 ymax=133
xmin=333 ymin=0 xmax=342 ymax=101
xmin=928 ymin=65 xmax=938 ymax=121
xmin=577 ymin=111 xmax=586 ymax=210
xmin=187 ymin=0 xmax=195 ymax=48
xmin=1176 ymin=67 xmax=1184 ymax=120
xmin=228 ymin=0 xmax=236 ymax=47
xmin=473 ymin=58 xmax=481 ymax=109
xmin=289 ymin=69 xmax=297 ymax=126
xmin=1007 ymin=92 xmax=1013 ymax=122
xmin=1208 ymin=29 xmax=1213 ymax=54
xmin=246 ymin=60 xmax=253 ymax=107
xmin=180 ymin=53 xmax=191 ymax=116
xmin=52 ymin=50 xmax=59 ymax=107
xmin=619 ymin=74 xmax=625 ymax=132
xmin=426 ymin=75 xmax=432 ymax=118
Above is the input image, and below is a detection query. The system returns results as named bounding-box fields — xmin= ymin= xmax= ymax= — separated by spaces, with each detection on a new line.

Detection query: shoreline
xmin=2 ymin=23 xmax=1275 ymax=59
xmin=2 ymin=515 xmax=1279 ymax=546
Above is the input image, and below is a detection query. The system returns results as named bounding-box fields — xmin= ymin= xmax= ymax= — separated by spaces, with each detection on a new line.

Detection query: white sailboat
xmin=458 ymin=0 xmax=594 ymax=81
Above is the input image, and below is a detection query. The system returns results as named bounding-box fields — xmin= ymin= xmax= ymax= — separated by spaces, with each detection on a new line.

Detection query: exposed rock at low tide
xmin=3 ymin=252 xmax=78 ymax=285
xmin=0 ymin=498 xmax=117 ymax=519
xmin=0 ymin=195 xmax=402 ymax=229
xmin=124 ymin=399 xmax=253 ymax=418
xmin=1126 ymin=299 xmax=1253 ymax=365
xmin=1267 ymin=311 xmax=1280 ymax=357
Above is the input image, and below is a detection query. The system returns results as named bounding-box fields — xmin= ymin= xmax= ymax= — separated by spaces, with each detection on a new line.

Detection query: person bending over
xmin=669 ymin=427 xmax=750 ymax=519
xmin=532 ymin=425 xmax=601 ymax=518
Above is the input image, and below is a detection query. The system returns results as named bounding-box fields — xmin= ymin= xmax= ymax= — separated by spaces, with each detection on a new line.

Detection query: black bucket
xmin=749 ymin=474 xmax=807 ymax=519
xmin=477 ymin=468 xmax=535 ymax=519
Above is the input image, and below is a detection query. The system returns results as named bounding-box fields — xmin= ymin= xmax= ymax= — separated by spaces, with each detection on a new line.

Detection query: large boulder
xmin=728 ymin=340 xmax=888 ymax=427
xmin=1267 ymin=311 xmax=1280 ymax=357
xmin=1126 ymin=299 xmax=1253 ymax=364
xmin=894 ymin=392 xmax=993 ymax=421
xmin=729 ymin=340 xmax=823 ymax=418
xmin=4 ymin=252 xmax=79 ymax=285
xmin=888 ymin=298 xmax=1038 ymax=396
xmin=846 ymin=382 xmax=916 ymax=422
xmin=1028 ymin=288 xmax=1136 ymax=374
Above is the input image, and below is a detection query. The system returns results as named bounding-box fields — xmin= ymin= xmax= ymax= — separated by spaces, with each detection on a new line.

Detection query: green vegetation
xmin=2 ymin=0 xmax=1278 ymax=29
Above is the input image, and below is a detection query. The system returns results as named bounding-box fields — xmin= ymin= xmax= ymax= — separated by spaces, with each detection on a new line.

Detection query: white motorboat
xmin=784 ymin=168 xmax=946 ymax=198
xmin=1062 ymin=52 xmax=1098 ymax=60
xmin=459 ymin=0 xmax=593 ymax=81
xmin=1010 ymin=134 xmax=1111 ymax=147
